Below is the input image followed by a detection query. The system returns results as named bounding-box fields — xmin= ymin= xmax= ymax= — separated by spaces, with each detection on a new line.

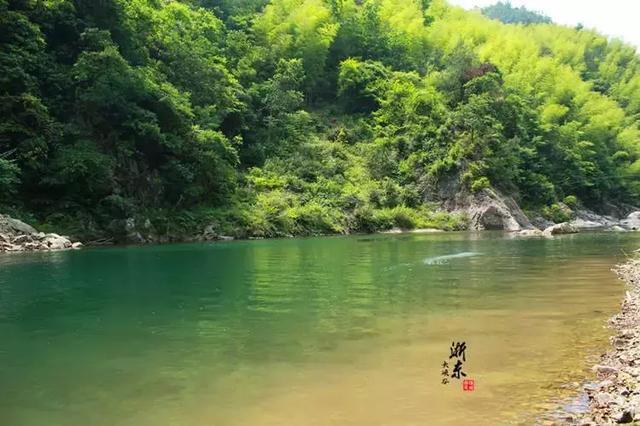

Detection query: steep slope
xmin=0 ymin=0 xmax=638 ymax=241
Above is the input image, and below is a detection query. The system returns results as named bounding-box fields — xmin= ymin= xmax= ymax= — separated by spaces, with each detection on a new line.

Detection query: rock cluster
xmin=546 ymin=255 xmax=640 ymax=425
xmin=516 ymin=222 xmax=580 ymax=238
xmin=571 ymin=210 xmax=640 ymax=232
xmin=0 ymin=215 xmax=81 ymax=253
xmin=517 ymin=210 xmax=640 ymax=239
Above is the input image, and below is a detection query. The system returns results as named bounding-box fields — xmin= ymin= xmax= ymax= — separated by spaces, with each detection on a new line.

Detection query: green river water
xmin=1 ymin=231 xmax=639 ymax=425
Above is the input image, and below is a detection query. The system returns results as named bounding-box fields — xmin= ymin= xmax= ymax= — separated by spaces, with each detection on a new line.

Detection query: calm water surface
xmin=1 ymin=232 xmax=639 ymax=425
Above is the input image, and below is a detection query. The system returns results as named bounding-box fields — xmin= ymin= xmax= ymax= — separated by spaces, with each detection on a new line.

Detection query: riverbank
xmin=548 ymin=252 xmax=640 ymax=425
xmin=0 ymin=215 xmax=81 ymax=253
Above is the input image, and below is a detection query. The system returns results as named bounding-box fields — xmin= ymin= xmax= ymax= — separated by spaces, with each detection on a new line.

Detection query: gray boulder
xmin=0 ymin=215 xmax=37 ymax=235
xmin=455 ymin=189 xmax=534 ymax=231
xmin=621 ymin=212 xmax=640 ymax=231
xmin=543 ymin=222 xmax=579 ymax=237
xmin=0 ymin=214 xmax=82 ymax=253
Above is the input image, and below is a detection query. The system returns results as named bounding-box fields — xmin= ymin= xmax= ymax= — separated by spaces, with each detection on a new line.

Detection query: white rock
xmin=621 ymin=211 xmax=640 ymax=231
xmin=43 ymin=235 xmax=72 ymax=250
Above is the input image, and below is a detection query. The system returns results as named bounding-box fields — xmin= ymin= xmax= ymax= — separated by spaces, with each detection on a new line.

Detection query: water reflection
xmin=0 ymin=232 xmax=638 ymax=425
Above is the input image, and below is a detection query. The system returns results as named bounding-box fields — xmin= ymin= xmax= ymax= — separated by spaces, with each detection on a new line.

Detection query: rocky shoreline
xmin=0 ymin=215 xmax=82 ymax=253
xmin=547 ymin=253 xmax=640 ymax=425
xmin=450 ymin=188 xmax=640 ymax=234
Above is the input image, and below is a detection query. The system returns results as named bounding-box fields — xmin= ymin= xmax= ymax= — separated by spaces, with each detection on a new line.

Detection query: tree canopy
xmin=0 ymin=0 xmax=638 ymax=239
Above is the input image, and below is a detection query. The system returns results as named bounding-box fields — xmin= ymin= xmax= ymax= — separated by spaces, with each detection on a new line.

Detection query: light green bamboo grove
xmin=0 ymin=0 xmax=638 ymax=240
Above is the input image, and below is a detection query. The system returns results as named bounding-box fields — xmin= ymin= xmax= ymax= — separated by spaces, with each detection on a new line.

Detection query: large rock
xmin=42 ymin=233 xmax=73 ymax=250
xmin=0 ymin=215 xmax=37 ymax=235
xmin=459 ymin=189 xmax=534 ymax=231
xmin=543 ymin=222 xmax=579 ymax=237
xmin=621 ymin=212 xmax=640 ymax=231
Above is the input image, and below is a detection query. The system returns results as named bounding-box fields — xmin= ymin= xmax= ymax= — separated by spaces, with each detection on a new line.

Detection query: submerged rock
xmin=411 ymin=228 xmax=445 ymax=234
xmin=518 ymin=228 xmax=544 ymax=237
xmin=381 ymin=228 xmax=404 ymax=234
xmin=42 ymin=233 xmax=73 ymax=250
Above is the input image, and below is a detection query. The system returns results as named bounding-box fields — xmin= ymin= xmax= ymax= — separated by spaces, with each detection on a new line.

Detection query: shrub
xmin=287 ymin=202 xmax=345 ymax=235
xmin=541 ymin=203 xmax=574 ymax=223
xmin=471 ymin=176 xmax=491 ymax=193
xmin=563 ymin=195 xmax=579 ymax=209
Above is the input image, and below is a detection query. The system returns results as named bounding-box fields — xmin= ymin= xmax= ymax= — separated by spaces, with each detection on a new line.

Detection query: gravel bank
xmin=547 ymin=251 xmax=640 ymax=425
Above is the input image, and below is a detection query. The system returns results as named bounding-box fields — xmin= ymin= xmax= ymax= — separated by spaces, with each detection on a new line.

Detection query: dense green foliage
xmin=1 ymin=0 xmax=639 ymax=240
xmin=481 ymin=2 xmax=551 ymax=25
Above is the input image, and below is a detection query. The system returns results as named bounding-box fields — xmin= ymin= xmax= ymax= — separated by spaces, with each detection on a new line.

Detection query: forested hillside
xmin=1 ymin=0 xmax=639 ymax=241
xmin=481 ymin=2 xmax=551 ymax=25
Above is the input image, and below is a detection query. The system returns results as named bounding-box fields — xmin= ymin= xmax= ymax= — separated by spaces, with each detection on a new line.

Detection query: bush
xmin=471 ymin=176 xmax=491 ymax=193
xmin=287 ymin=202 xmax=345 ymax=235
xmin=563 ymin=195 xmax=579 ymax=209
xmin=541 ymin=203 xmax=574 ymax=223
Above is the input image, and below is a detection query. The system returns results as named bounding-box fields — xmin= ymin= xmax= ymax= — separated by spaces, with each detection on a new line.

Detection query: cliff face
xmin=445 ymin=188 xmax=534 ymax=231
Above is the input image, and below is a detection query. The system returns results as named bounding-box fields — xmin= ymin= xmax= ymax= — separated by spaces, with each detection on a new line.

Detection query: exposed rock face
xmin=570 ymin=209 xmax=622 ymax=231
xmin=530 ymin=215 xmax=554 ymax=231
xmin=448 ymin=188 xmax=534 ymax=231
xmin=542 ymin=222 xmax=579 ymax=236
xmin=621 ymin=212 xmax=640 ymax=231
xmin=0 ymin=215 xmax=81 ymax=253
xmin=0 ymin=215 xmax=37 ymax=236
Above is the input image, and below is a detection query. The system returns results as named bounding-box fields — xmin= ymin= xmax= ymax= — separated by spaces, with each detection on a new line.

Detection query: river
xmin=1 ymin=232 xmax=639 ymax=425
